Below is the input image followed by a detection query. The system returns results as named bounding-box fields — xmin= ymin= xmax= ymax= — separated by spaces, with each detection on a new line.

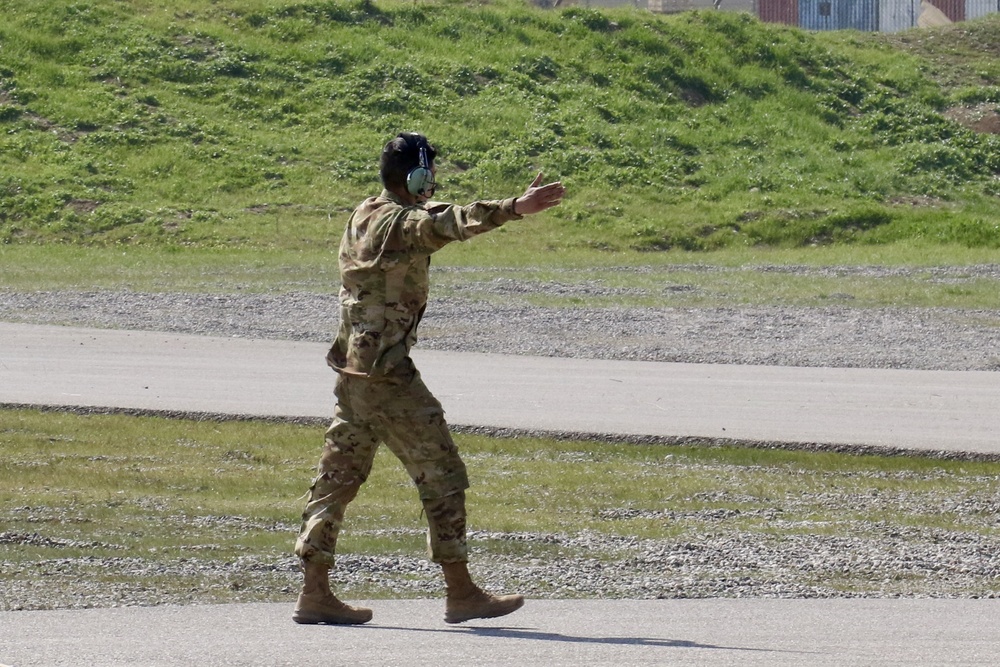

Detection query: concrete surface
xmin=3 ymin=599 xmax=1000 ymax=666
xmin=2 ymin=322 xmax=999 ymax=455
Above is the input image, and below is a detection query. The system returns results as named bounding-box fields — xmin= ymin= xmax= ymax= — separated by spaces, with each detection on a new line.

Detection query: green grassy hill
xmin=1 ymin=0 xmax=998 ymax=252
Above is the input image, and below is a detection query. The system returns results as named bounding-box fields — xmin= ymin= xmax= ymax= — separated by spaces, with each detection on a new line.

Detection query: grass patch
xmin=2 ymin=244 xmax=999 ymax=310
xmin=0 ymin=2 xmax=999 ymax=252
xmin=4 ymin=408 xmax=1000 ymax=607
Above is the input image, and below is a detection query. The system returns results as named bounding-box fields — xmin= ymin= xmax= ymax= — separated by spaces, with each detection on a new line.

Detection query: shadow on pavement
xmin=362 ymin=624 xmax=814 ymax=655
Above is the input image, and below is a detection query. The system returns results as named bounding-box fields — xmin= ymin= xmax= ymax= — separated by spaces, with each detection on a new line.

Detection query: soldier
xmin=293 ymin=132 xmax=566 ymax=625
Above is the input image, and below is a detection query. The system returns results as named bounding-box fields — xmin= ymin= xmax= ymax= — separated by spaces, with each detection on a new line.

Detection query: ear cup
xmin=406 ymin=166 xmax=433 ymax=196
xmin=406 ymin=145 xmax=433 ymax=196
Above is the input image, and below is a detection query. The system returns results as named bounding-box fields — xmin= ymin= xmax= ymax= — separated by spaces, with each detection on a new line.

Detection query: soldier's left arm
xmin=393 ymin=175 xmax=564 ymax=256
xmin=395 ymin=198 xmax=523 ymax=255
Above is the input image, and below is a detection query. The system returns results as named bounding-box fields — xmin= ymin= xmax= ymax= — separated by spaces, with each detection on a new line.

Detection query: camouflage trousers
xmin=295 ymin=359 xmax=470 ymax=566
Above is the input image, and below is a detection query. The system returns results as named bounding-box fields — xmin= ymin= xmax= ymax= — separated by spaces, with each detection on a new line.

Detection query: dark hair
xmin=380 ymin=132 xmax=437 ymax=190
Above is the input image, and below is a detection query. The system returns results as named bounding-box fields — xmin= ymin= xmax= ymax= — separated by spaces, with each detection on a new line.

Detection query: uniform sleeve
xmin=384 ymin=198 xmax=522 ymax=257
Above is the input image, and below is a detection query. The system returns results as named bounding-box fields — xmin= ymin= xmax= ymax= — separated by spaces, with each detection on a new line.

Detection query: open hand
xmin=514 ymin=173 xmax=566 ymax=216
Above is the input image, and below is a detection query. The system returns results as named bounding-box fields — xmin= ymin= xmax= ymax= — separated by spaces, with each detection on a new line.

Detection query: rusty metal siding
xmin=757 ymin=0 xmax=800 ymax=23
xmin=799 ymin=0 xmax=879 ymax=29
xmin=927 ymin=0 xmax=966 ymax=19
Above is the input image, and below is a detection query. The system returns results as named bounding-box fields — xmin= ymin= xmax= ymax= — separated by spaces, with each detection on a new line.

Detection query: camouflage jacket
xmin=327 ymin=189 xmax=522 ymax=377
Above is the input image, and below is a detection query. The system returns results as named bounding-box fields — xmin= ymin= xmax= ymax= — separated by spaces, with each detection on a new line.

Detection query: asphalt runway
xmin=3 ymin=599 xmax=1000 ymax=667
xmin=3 ymin=322 xmax=1000 ymax=666
xmin=2 ymin=322 xmax=999 ymax=456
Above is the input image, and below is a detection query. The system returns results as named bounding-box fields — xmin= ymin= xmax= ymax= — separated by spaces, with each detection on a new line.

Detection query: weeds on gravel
xmin=3 ymin=408 xmax=1000 ymax=608
xmin=2 ymin=244 xmax=1000 ymax=310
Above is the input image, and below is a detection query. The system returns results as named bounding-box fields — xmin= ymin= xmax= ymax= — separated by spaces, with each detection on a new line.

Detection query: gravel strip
xmin=4 ymin=521 xmax=1000 ymax=609
xmin=1 ymin=281 xmax=999 ymax=372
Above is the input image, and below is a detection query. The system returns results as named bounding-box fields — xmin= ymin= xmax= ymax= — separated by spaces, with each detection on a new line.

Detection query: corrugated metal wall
xmin=569 ymin=0 xmax=649 ymax=7
xmin=751 ymin=0 xmax=999 ymax=31
xmin=799 ymin=0 xmax=879 ymax=29
xmin=648 ymin=0 xmax=755 ymax=12
xmin=880 ymin=0 xmax=920 ymax=31
xmin=758 ymin=0 xmax=800 ymax=23
xmin=568 ymin=0 xmax=1000 ymax=31
xmin=930 ymin=0 xmax=966 ymax=19
xmin=966 ymin=0 xmax=1000 ymax=19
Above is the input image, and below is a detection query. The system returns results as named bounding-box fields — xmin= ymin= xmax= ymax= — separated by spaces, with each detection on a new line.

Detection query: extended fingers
xmin=518 ymin=177 xmax=565 ymax=215
xmin=537 ymin=181 xmax=565 ymax=200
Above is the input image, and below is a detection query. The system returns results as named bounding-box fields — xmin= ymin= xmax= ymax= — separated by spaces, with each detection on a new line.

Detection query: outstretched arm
xmin=384 ymin=173 xmax=565 ymax=255
xmin=514 ymin=173 xmax=566 ymax=216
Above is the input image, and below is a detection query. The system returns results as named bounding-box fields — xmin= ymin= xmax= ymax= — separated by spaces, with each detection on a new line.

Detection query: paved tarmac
xmin=3 ymin=599 xmax=1000 ymax=667
xmin=3 ymin=322 xmax=1000 ymax=666
xmin=2 ymin=322 xmax=999 ymax=456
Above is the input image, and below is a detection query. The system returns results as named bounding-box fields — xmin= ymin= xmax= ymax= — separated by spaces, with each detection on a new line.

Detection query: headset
xmin=403 ymin=134 xmax=436 ymax=198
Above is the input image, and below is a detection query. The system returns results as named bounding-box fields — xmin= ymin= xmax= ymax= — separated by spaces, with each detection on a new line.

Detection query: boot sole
xmin=444 ymin=597 xmax=525 ymax=624
xmin=292 ymin=611 xmax=373 ymax=625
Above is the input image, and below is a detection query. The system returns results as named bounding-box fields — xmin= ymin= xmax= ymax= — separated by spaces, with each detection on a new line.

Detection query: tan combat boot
xmin=442 ymin=561 xmax=524 ymax=624
xmin=292 ymin=561 xmax=372 ymax=625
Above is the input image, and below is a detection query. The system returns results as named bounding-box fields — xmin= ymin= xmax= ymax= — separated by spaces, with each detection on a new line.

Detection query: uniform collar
xmin=380 ymin=189 xmax=422 ymax=208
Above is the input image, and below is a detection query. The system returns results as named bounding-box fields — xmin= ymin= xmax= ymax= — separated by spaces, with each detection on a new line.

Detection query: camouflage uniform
xmin=296 ymin=189 xmax=521 ymax=566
